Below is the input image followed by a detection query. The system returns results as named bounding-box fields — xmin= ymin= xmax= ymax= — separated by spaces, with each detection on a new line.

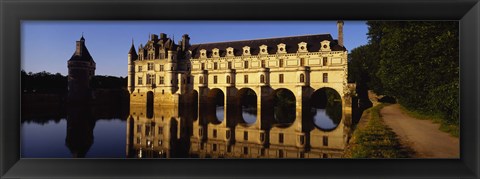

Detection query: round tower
xmin=67 ymin=35 xmax=96 ymax=103
xmin=128 ymin=40 xmax=138 ymax=93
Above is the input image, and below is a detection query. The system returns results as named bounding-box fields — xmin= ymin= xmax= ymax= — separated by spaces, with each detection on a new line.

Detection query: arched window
xmin=199 ymin=76 xmax=204 ymax=84
xmin=300 ymin=74 xmax=305 ymax=83
xmin=260 ymin=74 xmax=265 ymax=83
xmin=226 ymin=75 xmax=231 ymax=84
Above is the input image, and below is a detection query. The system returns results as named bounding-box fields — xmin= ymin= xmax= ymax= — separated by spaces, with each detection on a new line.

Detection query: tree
xmin=367 ymin=21 xmax=459 ymax=124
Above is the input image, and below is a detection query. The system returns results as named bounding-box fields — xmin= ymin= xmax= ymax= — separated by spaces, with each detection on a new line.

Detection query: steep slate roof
xmin=128 ymin=44 xmax=138 ymax=57
xmin=69 ymin=38 xmax=94 ymax=62
xmin=189 ymin=34 xmax=346 ymax=59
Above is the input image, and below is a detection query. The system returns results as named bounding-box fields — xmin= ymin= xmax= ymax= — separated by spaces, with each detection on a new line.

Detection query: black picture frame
xmin=1 ymin=0 xmax=479 ymax=178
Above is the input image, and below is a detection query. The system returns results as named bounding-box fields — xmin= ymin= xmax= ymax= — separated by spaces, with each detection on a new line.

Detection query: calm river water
xmin=21 ymin=101 xmax=345 ymax=158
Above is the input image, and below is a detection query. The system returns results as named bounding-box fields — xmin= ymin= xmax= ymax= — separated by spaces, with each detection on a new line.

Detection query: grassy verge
xmin=344 ymin=104 xmax=413 ymax=158
xmin=398 ymin=105 xmax=459 ymax=138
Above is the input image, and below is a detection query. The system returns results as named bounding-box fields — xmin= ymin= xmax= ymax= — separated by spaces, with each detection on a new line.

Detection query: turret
xmin=128 ymin=40 xmax=137 ymax=93
xmin=67 ymin=35 xmax=96 ymax=103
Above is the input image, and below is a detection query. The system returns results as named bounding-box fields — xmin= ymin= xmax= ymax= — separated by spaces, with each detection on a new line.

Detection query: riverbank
xmin=344 ymin=103 xmax=413 ymax=158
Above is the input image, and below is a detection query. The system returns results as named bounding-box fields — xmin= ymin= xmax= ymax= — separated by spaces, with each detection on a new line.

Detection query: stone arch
xmin=236 ymin=88 xmax=258 ymax=125
xmin=309 ymin=87 xmax=342 ymax=131
xmin=206 ymin=88 xmax=225 ymax=124
xmin=269 ymin=88 xmax=296 ymax=128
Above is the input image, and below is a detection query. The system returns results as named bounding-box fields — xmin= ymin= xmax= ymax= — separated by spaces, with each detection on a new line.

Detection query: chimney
xmin=151 ymin=34 xmax=158 ymax=41
xmin=160 ymin=33 xmax=167 ymax=40
xmin=182 ymin=34 xmax=190 ymax=50
xmin=337 ymin=20 xmax=344 ymax=47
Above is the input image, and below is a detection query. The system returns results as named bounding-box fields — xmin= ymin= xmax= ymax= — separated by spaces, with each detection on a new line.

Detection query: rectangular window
xmin=160 ymin=65 xmax=164 ymax=71
xmin=137 ymin=125 xmax=142 ymax=133
xmin=137 ymin=137 xmax=141 ymax=144
xmin=138 ymin=66 xmax=143 ymax=72
xmin=244 ymin=61 xmax=249 ymax=69
xmin=261 ymin=60 xmax=266 ymax=68
xmin=228 ymin=62 xmax=232 ymax=69
xmin=300 ymin=58 xmax=305 ymax=66
xmin=146 ymin=74 xmax=155 ymax=85
xmin=213 ymin=129 xmax=217 ymax=138
xmin=158 ymin=126 xmax=163 ymax=135
xmin=260 ymin=148 xmax=265 ymax=156
xmin=147 ymin=63 xmax=154 ymax=70
xmin=323 ymin=136 xmax=329 ymax=146
xmin=323 ymin=73 xmax=328 ymax=83
xmin=300 ymin=135 xmax=305 ymax=145
xmin=244 ymin=75 xmax=248 ymax=84
xmin=243 ymin=147 xmax=248 ymax=155
xmin=187 ymin=76 xmax=191 ymax=84
xmin=145 ymin=125 xmax=151 ymax=135
xmin=323 ymin=57 xmax=328 ymax=66
xmin=244 ymin=131 xmax=248 ymax=140
xmin=213 ymin=75 xmax=218 ymax=84
xmin=279 ymin=74 xmax=284 ymax=83
xmin=279 ymin=59 xmax=284 ymax=67
xmin=278 ymin=150 xmax=284 ymax=158
xmin=279 ymin=133 xmax=284 ymax=143
xmin=137 ymin=76 xmax=143 ymax=85
xmin=159 ymin=76 xmax=164 ymax=84
xmin=213 ymin=144 xmax=217 ymax=151
xmin=214 ymin=62 xmax=218 ymax=70
xmin=201 ymin=63 xmax=205 ymax=70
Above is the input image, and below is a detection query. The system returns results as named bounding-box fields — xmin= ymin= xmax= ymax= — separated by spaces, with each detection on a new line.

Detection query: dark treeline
xmin=21 ymin=70 xmax=127 ymax=93
xmin=348 ymin=21 xmax=459 ymax=126
xmin=21 ymin=70 xmax=67 ymax=93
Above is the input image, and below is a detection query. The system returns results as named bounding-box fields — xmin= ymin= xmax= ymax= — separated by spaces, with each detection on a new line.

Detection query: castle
xmin=126 ymin=21 xmax=354 ymax=158
xmin=128 ymin=21 xmax=349 ymax=109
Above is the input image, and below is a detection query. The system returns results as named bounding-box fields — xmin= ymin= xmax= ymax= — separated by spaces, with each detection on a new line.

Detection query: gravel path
xmin=380 ymin=104 xmax=459 ymax=158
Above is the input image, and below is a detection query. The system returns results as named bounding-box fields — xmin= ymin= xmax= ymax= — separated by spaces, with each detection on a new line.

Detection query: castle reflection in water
xmin=127 ymin=100 xmax=350 ymax=159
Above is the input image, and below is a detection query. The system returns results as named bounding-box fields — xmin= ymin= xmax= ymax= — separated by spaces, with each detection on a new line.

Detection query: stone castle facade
xmin=128 ymin=21 xmax=349 ymax=108
xmin=127 ymin=21 xmax=354 ymax=158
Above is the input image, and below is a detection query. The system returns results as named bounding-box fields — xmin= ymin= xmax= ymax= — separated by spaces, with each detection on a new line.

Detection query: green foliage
xmin=345 ymin=104 xmax=413 ymax=158
xmin=348 ymin=45 xmax=384 ymax=94
xmin=90 ymin=76 xmax=127 ymax=89
xmin=22 ymin=70 xmax=127 ymax=93
xmin=348 ymin=21 xmax=459 ymax=131
xmin=21 ymin=70 xmax=68 ymax=93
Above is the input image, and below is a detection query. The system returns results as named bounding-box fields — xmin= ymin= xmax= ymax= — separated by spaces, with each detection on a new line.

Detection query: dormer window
xmin=243 ymin=46 xmax=251 ymax=56
xmin=212 ymin=48 xmax=220 ymax=57
xmin=226 ymin=47 xmax=234 ymax=57
xmin=298 ymin=42 xmax=308 ymax=52
xmin=277 ymin=43 xmax=286 ymax=54
xmin=259 ymin=45 xmax=268 ymax=55
xmin=320 ymin=40 xmax=331 ymax=52
xmin=200 ymin=49 xmax=207 ymax=58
